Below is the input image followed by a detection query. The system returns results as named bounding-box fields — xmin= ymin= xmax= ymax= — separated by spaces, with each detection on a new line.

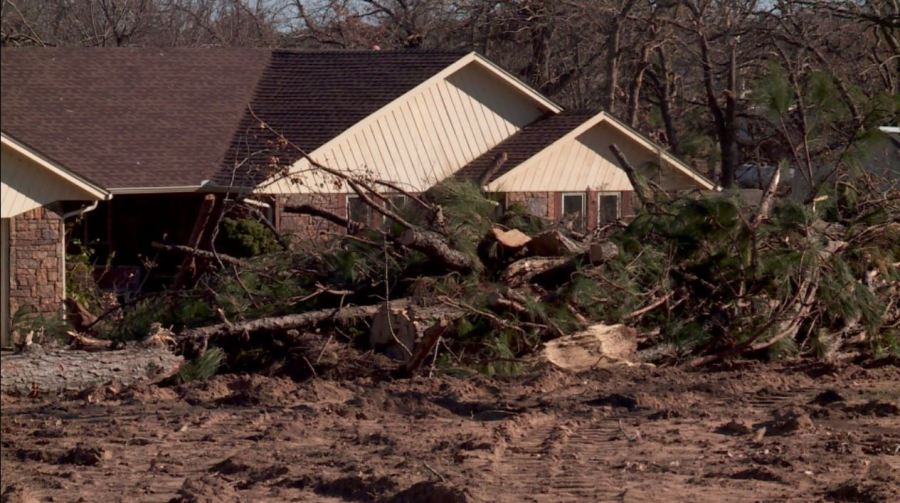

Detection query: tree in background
xmin=2 ymin=0 xmax=896 ymax=186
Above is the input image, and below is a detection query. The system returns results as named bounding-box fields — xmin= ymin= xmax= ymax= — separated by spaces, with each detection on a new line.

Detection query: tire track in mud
xmin=473 ymin=379 xmax=857 ymax=503
xmin=4 ymin=365 xmax=898 ymax=502
xmin=477 ymin=412 xmax=633 ymax=502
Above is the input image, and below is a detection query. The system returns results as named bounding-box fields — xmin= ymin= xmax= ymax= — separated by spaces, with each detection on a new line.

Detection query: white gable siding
xmin=1 ymin=146 xmax=99 ymax=218
xmin=488 ymin=120 xmax=701 ymax=193
xmin=259 ymin=62 xmax=547 ymax=194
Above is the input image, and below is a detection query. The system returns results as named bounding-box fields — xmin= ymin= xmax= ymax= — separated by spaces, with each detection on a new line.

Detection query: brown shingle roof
xmin=1 ymin=48 xmax=269 ymax=189
xmin=217 ymin=50 xmax=466 ymax=187
xmin=455 ymin=111 xmax=595 ymax=184
xmin=1 ymin=48 xmax=466 ymax=190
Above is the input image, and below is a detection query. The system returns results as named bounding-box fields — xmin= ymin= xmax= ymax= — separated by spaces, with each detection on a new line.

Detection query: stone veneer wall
xmin=8 ymin=206 xmax=65 ymax=330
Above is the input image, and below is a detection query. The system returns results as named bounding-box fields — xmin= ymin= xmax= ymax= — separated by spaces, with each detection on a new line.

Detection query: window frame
xmin=597 ymin=191 xmax=622 ymax=224
xmin=382 ymin=194 xmax=407 ymax=228
xmin=561 ymin=192 xmax=586 ymax=231
xmin=346 ymin=194 xmax=371 ymax=226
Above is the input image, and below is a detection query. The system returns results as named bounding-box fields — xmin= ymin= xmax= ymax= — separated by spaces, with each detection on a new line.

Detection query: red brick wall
xmin=277 ymin=193 xmax=420 ymax=240
xmin=506 ymin=192 xmax=552 ymax=218
xmin=8 ymin=206 xmax=65 ymax=326
xmin=278 ymin=193 xmax=348 ymax=240
xmin=502 ymin=191 xmax=636 ymax=230
xmin=277 ymin=190 xmax=637 ymax=239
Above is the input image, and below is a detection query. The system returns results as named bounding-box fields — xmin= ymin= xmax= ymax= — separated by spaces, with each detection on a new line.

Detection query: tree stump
xmin=369 ymin=305 xmax=418 ymax=362
xmin=369 ymin=304 xmax=464 ymax=363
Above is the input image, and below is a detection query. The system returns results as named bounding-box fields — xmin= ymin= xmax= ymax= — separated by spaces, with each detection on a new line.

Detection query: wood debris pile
xmin=4 ymin=145 xmax=898 ymax=395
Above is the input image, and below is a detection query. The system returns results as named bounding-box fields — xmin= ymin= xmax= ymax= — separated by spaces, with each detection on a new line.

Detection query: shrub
xmin=216 ymin=217 xmax=280 ymax=258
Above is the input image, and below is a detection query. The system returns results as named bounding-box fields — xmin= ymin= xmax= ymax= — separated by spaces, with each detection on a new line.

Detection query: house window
xmin=598 ymin=192 xmax=621 ymax=224
xmin=382 ymin=195 xmax=407 ymax=228
xmin=387 ymin=195 xmax=407 ymax=212
xmin=561 ymin=193 xmax=586 ymax=231
xmin=346 ymin=195 xmax=370 ymax=225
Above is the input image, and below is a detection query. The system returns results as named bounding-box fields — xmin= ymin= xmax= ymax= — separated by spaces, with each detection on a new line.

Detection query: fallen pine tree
xmin=0 ymin=343 xmax=183 ymax=396
xmin=15 ymin=128 xmax=893 ymax=394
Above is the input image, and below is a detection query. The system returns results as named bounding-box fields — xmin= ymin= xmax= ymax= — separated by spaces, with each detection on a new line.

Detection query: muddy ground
xmin=1 ymin=359 xmax=898 ymax=502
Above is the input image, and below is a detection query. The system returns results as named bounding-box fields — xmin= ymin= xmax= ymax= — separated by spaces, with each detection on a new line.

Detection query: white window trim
xmin=561 ymin=192 xmax=586 ymax=213
xmin=597 ymin=191 xmax=622 ymax=222
xmin=382 ymin=194 xmax=408 ymax=226
xmin=345 ymin=194 xmax=356 ymax=219
xmin=346 ymin=194 xmax=369 ymax=223
xmin=387 ymin=194 xmax=407 ymax=206
xmin=561 ymin=192 xmax=586 ymax=228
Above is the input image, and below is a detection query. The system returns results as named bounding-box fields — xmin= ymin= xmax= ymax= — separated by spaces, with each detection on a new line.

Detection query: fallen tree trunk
xmin=173 ymin=194 xmax=218 ymax=288
xmin=526 ymin=230 xmax=585 ymax=257
xmin=502 ymin=257 xmax=568 ymax=287
xmin=0 ymin=346 xmax=183 ymax=396
xmin=179 ymin=299 xmax=412 ymax=356
xmin=283 ymin=204 xmax=364 ymax=234
xmin=609 ymin=144 xmax=654 ymax=208
xmin=398 ymin=228 xmax=476 ymax=273
xmin=66 ymin=331 xmax=114 ymax=352
xmin=151 ymin=242 xmax=245 ymax=267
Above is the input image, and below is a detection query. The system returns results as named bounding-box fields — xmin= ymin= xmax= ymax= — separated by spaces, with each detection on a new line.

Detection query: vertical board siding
xmin=261 ymin=62 xmax=543 ymax=194
xmin=1 ymin=147 xmax=98 ymax=218
xmin=489 ymin=119 xmax=702 ymax=193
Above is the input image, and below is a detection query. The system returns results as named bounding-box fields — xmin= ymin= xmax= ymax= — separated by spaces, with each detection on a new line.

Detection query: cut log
xmin=369 ymin=305 xmax=417 ymax=361
xmin=0 ymin=345 xmax=183 ymax=396
xmin=178 ymin=299 xmax=411 ymax=357
xmin=589 ymin=242 xmax=620 ymax=264
xmin=477 ymin=227 xmax=532 ymax=270
xmin=527 ymin=230 xmax=585 ymax=257
xmin=398 ymin=228 xmax=475 ymax=273
xmin=502 ymin=257 xmax=569 ymax=287
xmin=491 ymin=228 xmax=531 ymax=249
xmin=542 ymin=324 xmax=638 ymax=372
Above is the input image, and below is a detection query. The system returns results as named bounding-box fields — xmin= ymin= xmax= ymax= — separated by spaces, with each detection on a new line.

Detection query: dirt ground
xmin=1 ymin=359 xmax=898 ymax=502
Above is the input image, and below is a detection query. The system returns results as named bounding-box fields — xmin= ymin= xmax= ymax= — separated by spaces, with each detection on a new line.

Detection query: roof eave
xmin=1 ymin=132 xmax=112 ymax=200
xmin=486 ymin=111 xmax=717 ymax=192
xmin=108 ymin=181 xmax=255 ymax=195
xmin=255 ymin=52 xmax=564 ymax=193
xmin=469 ymin=52 xmax=563 ymax=114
